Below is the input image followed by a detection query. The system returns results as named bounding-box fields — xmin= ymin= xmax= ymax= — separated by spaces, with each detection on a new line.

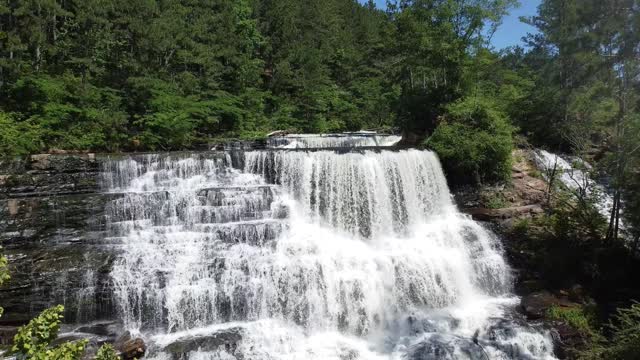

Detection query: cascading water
xmin=101 ymin=140 xmax=557 ymax=359
xmin=267 ymin=133 xmax=402 ymax=148
xmin=533 ymin=149 xmax=620 ymax=229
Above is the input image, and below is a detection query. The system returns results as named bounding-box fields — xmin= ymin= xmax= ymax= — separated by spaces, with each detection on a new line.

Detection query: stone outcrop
xmin=465 ymin=204 xmax=544 ymax=222
xmin=520 ymin=291 xmax=590 ymax=359
xmin=0 ymin=154 xmax=116 ymax=326
xmin=163 ymin=327 xmax=242 ymax=357
xmin=458 ymin=149 xmax=548 ymax=226
xmin=520 ymin=291 xmax=576 ymax=320
xmin=115 ymin=332 xmax=147 ymax=359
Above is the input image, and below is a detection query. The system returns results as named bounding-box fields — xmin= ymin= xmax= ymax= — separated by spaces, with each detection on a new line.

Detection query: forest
xmin=1 ymin=0 xmax=640 ymax=359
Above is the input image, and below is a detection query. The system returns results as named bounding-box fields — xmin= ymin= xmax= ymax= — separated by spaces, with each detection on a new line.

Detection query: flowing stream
xmin=533 ymin=149 xmax=620 ymax=229
xmin=101 ymin=137 xmax=556 ymax=359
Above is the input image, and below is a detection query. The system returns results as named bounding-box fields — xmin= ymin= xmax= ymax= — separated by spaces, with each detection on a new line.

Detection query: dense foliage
xmin=0 ymin=0 xmax=518 ymax=154
xmin=582 ymin=302 xmax=640 ymax=359
xmin=425 ymin=94 xmax=514 ymax=183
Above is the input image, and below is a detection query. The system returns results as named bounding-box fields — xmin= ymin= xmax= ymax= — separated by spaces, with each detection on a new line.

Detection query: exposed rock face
xmin=163 ymin=327 xmax=243 ymax=356
xmin=519 ymin=292 xmax=588 ymax=359
xmin=458 ymin=150 xmax=547 ymax=225
xmin=465 ymin=205 xmax=544 ymax=222
xmin=0 ymin=154 xmax=116 ymax=325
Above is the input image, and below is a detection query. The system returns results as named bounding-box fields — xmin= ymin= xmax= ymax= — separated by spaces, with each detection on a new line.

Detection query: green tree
xmin=425 ymin=94 xmax=514 ymax=184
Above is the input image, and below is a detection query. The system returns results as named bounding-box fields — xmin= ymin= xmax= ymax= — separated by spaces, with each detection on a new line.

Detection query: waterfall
xmin=267 ymin=134 xmax=402 ymax=148
xmin=533 ymin=149 xmax=620 ymax=229
xmin=102 ymin=145 xmax=556 ymax=359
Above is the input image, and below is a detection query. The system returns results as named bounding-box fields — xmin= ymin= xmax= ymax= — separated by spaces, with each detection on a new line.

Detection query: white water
xmin=102 ymin=146 xmax=556 ymax=359
xmin=267 ymin=134 xmax=402 ymax=148
xmin=533 ymin=149 xmax=618 ymax=225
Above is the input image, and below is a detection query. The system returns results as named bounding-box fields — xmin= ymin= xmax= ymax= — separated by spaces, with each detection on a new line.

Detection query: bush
xmin=12 ymin=305 xmax=87 ymax=360
xmin=511 ymin=218 xmax=531 ymax=236
xmin=0 ymin=249 xmax=9 ymax=318
xmin=0 ymin=112 xmax=42 ymax=156
xmin=485 ymin=193 xmax=508 ymax=209
xmin=581 ymin=302 xmax=640 ymax=359
xmin=95 ymin=344 xmax=120 ymax=360
xmin=547 ymin=305 xmax=599 ymax=339
xmin=425 ymin=95 xmax=514 ymax=185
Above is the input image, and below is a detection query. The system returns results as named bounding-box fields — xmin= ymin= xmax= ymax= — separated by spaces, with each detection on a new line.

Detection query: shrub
xmin=485 ymin=193 xmax=508 ymax=209
xmin=0 ymin=112 xmax=42 ymax=156
xmin=547 ymin=305 xmax=598 ymax=339
xmin=425 ymin=95 xmax=514 ymax=185
xmin=95 ymin=344 xmax=120 ymax=360
xmin=12 ymin=305 xmax=87 ymax=360
xmin=511 ymin=218 xmax=531 ymax=236
xmin=581 ymin=302 xmax=640 ymax=359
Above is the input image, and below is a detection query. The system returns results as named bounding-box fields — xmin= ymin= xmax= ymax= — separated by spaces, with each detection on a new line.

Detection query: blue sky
xmin=362 ymin=0 xmax=541 ymax=50
xmin=491 ymin=0 xmax=541 ymax=49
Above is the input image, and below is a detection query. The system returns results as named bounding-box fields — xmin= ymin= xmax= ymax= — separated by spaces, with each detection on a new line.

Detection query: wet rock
xmin=73 ymin=321 xmax=122 ymax=338
xmin=0 ymin=326 xmax=19 ymax=346
xmin=568 ymin=284 xmax=586 ymax=303
xmin=405 ymin=334 xmax=486 ymax=360
xmin=164 ymin=327 xmax=243 ymax=355
xmin=115 ymin=332 xmax=147 ymax=359
xmin=520 ymin=292 xmax=575 ymax=320
xmin=549 ymin=321 xmax=584 ymax=359
xmin=0 ymin=154 xmax=116 ymax=325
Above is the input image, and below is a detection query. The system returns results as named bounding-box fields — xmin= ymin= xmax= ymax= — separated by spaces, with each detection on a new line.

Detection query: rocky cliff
xmin=0 ymin=154 xmax=116 ymax=327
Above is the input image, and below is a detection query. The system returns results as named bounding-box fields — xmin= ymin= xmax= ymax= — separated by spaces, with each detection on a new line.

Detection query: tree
xmin=425 ymin=93 xmax=514 ymax=184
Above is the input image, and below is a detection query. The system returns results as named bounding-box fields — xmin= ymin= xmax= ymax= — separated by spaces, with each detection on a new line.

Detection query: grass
xmin=547 ymin=305 xmax=599 ymax=339
xmin=528 ymin=168 xmax=543 ymax=178
xmin=511 ymin=218 xmax=531 ymax=235
xmin=485 ymin=193 xmax=508 ymax=209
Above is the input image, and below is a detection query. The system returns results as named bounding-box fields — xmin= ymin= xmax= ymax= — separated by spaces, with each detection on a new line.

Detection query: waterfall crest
xmin=267 ymin=134 xmax=402 ymax=148
xmin=102 ymin=145 xmax=556 ymax=359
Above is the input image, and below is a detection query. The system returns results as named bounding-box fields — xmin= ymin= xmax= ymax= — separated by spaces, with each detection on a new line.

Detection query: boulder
xmin=549 ymin=321 xmax=585 ymax=359
xmin=73 ymin=321 xmax=122 ymax=338
xmin=115 ymin=332 xmax=146 ymax=360
xmin=520 ymin=291 xmax=575 ymax=320
xmin=164 ymin=327 xmax=243 ymax=355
